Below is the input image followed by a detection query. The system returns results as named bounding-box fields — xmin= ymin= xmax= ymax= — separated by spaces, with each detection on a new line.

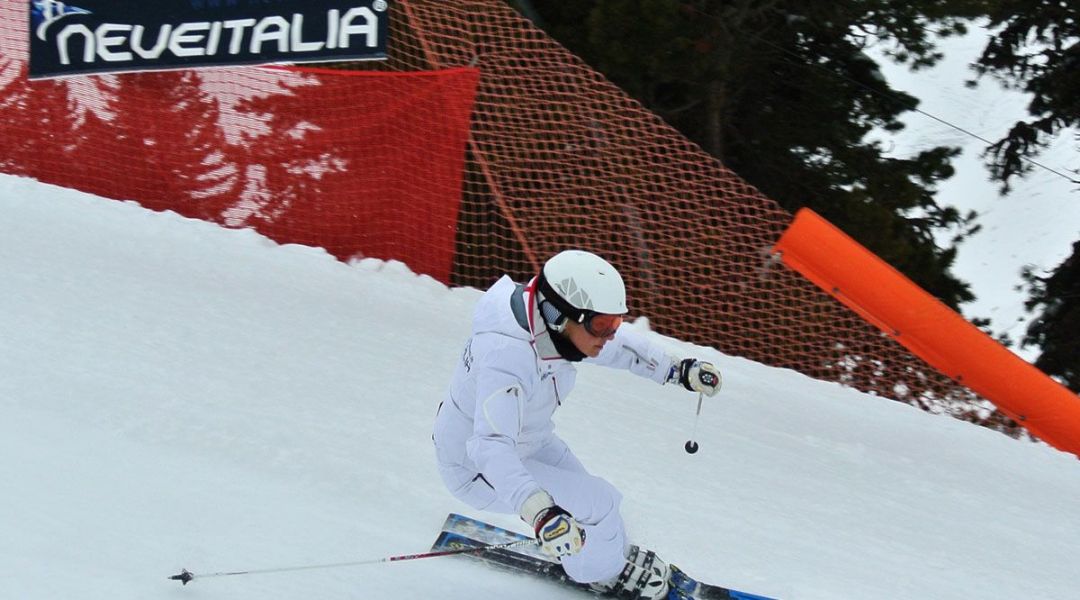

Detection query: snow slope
xmin=1 ymin=173 xmax=1078 ymax=600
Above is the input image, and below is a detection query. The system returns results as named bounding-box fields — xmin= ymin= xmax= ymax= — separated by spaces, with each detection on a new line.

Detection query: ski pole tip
xmin=169 ymin=569 xmax=194 ymax=585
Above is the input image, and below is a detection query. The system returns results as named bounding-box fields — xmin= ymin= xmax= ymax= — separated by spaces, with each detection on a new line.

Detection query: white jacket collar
xmin=524 ymin=276 xmax=564 ymax=362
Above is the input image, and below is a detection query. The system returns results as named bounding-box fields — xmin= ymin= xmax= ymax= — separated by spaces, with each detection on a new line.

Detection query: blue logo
xmin=31 ymin=1 xmax=92 ymax=41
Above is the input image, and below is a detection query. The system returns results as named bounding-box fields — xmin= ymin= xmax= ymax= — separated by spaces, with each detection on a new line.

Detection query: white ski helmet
xmin=536 ymin=250 xmax=627 ymax=332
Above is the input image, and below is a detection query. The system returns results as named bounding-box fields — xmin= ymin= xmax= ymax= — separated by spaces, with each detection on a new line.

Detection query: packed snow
xmin=2 ymin=173 xmax=1078 ymax=599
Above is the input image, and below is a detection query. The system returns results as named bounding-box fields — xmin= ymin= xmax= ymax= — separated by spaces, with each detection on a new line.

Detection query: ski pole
xmin=684 ymin=392 xmax=703 ymax=454
xmin=168 ymin=537 xmax=536 ymax=585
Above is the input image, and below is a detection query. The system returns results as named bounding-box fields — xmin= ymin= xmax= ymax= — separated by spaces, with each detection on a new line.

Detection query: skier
xmin=432 ymin=249 xmax=722 ymax=598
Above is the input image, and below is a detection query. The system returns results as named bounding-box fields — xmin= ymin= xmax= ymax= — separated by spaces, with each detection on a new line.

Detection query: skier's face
xmin=565 ymin=318 xmax=617 ymax=357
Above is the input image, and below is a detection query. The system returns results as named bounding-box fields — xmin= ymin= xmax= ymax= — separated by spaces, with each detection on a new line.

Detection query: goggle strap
xmin=536 ymin=272 xmax=585 ymax=323
xmin=539 ymin=299 xmax=567 ymax=331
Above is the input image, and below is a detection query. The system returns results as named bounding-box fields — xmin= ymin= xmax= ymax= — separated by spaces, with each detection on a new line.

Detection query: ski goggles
xmin=582 ymin=312 xmax=623 ymax=338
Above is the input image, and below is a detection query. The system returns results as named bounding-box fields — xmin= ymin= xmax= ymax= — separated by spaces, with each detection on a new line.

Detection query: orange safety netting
xmin=0 ymin=0 xmax=1025 ymax=439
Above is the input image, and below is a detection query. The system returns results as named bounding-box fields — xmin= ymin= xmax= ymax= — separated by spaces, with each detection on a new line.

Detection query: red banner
xmin=2 ymin=63 xmax=479 ymax=283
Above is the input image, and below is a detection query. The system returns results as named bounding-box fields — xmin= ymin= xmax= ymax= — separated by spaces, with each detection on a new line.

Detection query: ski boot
xmin=589 ymin=545 xmax=671 ymax=599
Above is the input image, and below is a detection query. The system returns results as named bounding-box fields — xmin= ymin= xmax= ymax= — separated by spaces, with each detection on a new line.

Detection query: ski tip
xmin=168 ymin=569 xmax=194 ymax=585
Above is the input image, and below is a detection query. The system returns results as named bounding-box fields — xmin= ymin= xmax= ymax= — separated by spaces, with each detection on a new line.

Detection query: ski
xmin=432 ymin=526 xmax=594 ymax=592
xmin=431 ymin=513 xmax=779 ymax=600
xmin=668 ymin=564 xmax=777 ymax=600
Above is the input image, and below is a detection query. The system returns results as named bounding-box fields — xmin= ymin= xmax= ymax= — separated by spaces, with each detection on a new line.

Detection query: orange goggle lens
xmin=583 ymin=313 xmax=623 ymax=338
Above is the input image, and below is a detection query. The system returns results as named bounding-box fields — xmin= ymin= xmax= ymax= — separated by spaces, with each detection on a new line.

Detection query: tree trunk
xmin=705 ymin=78 xmax=725 ymax=158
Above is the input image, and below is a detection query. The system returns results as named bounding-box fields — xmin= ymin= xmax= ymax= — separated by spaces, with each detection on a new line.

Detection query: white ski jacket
xmin=433 ymin=275 xmax=676 ymax=515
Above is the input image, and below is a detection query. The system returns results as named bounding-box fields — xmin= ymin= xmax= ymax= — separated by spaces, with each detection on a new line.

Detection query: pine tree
xmin=1022 ymin=243 xmax=1080 ymax=392
xmin=514 ymin=0 xmax=984 ymax=308
xmin=0 ymin=60 xmax=81 ymax=179
xmin=229 ymin=71 xmax=349 ymax=232
xmin=973 ymin=1 xmax=1079 ymax=379
xmin=100 ymin=70 xmax=239 ymax=217
xmin=974 ymin=0 xmax=1080 ymax=187
xmin=0 ymin=61 xmax=35 ymax=175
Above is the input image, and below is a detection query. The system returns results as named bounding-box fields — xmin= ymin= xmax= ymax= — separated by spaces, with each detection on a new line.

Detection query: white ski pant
xmin=435 ymin=436 xmax=627 ymax=584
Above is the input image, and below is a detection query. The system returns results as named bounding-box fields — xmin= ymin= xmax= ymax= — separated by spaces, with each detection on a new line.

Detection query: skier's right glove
xmin=670 ymin=358 xmax=723 ymax=397
xmin=520 ymin=490 xmax=585 ymax=560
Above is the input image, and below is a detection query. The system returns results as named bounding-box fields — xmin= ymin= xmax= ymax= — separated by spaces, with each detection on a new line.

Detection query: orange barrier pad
xmin=774 ymin=208 xmax=1080 ymax=456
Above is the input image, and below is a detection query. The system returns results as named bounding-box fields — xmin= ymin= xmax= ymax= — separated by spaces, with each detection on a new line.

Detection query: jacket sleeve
xmin=587 ymin=325 xmax=677 ymax=385
xmin=464 ymin=344 xmax=543 ymax=514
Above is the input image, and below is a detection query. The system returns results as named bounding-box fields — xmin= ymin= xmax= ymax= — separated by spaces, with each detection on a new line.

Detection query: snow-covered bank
xmin=1 ymin=174 xmax=1077 ymax=599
